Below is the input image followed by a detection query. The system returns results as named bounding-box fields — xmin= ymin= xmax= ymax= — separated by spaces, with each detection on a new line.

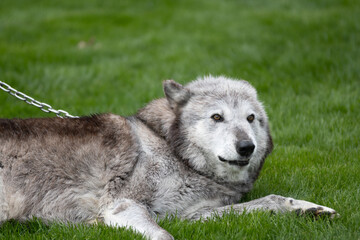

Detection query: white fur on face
xmin=180 ymin=77 xmax=269 ymax=182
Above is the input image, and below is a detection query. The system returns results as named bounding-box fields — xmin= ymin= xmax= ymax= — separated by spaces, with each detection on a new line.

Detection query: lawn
xmin=0 ymin=0 xmax=359 ymax=239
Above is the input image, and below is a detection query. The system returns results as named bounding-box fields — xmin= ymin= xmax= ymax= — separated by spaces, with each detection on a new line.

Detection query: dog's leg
xmin=187 ymin=194 xmax=338 ymax=220
xmin=103 ymin=199 xmax=173 ymax=240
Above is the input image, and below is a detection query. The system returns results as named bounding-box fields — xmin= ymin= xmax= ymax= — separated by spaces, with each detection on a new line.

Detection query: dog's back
xmin=0 ymin=114 xmax=138 ymax=222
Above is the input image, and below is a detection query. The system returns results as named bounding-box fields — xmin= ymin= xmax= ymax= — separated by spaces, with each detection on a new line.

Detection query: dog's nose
xmin=236 ymin=140 xmax=255 ymax=157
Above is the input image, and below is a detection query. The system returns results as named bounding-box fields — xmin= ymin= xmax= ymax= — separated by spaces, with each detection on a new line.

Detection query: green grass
xmin=0 ymin=0 xmax=359 ymax=239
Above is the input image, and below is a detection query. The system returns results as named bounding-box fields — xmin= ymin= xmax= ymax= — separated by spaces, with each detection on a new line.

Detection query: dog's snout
xmin=236 ymin=140 xmax=255 ymax=157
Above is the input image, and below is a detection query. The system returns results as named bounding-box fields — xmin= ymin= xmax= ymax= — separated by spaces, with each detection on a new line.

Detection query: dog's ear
xmin=163 ymin=80 xmax=191 ymax=109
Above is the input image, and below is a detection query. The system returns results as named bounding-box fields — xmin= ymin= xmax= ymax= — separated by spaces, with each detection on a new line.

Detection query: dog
xmin=0 ymin=76 xmax=337 ymax=240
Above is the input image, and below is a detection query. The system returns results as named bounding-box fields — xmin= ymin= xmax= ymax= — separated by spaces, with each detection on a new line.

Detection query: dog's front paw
xmin=284 ymin=198 xmax=339 ymax=219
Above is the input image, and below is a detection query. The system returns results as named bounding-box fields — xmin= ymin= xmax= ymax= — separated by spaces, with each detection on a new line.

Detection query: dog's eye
xmin=247 ymin=114 xmax=255 ymax=123
xmin=211 ymin=114 xmax=223 ymax=122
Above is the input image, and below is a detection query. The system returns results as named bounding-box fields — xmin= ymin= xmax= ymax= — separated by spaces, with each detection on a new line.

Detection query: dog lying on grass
xmin=0 ymin=76 xmax=337 ymax=239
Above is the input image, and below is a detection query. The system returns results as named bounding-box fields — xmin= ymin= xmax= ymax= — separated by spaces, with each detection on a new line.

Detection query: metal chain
xmin=0 ymin=81 xmax=79 ymax=118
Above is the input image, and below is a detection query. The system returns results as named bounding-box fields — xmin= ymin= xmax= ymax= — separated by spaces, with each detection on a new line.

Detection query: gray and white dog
xmin=0 ymin=76 xmax=336 ymax=239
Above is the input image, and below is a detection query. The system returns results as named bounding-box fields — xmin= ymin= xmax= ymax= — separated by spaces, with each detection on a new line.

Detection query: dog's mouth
xmin=218 ymin=156 xmax=250 ymax=167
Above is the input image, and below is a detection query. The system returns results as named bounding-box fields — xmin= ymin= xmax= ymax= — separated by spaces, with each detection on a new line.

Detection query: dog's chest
xmin=131 ymin=144 xmax=206 ymax=216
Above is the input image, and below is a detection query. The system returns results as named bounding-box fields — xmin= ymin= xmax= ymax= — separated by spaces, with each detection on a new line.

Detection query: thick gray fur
xmin=0 ymin=76 xmax=337 ymax=240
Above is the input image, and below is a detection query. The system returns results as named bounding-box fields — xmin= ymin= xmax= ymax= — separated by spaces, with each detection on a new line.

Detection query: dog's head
xmin=164 ymin=76 xmax=273 ymax=183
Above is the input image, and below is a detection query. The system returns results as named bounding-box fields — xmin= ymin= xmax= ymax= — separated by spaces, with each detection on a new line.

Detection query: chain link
xmin=0 ymin=81 xmax=79 ymax=118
